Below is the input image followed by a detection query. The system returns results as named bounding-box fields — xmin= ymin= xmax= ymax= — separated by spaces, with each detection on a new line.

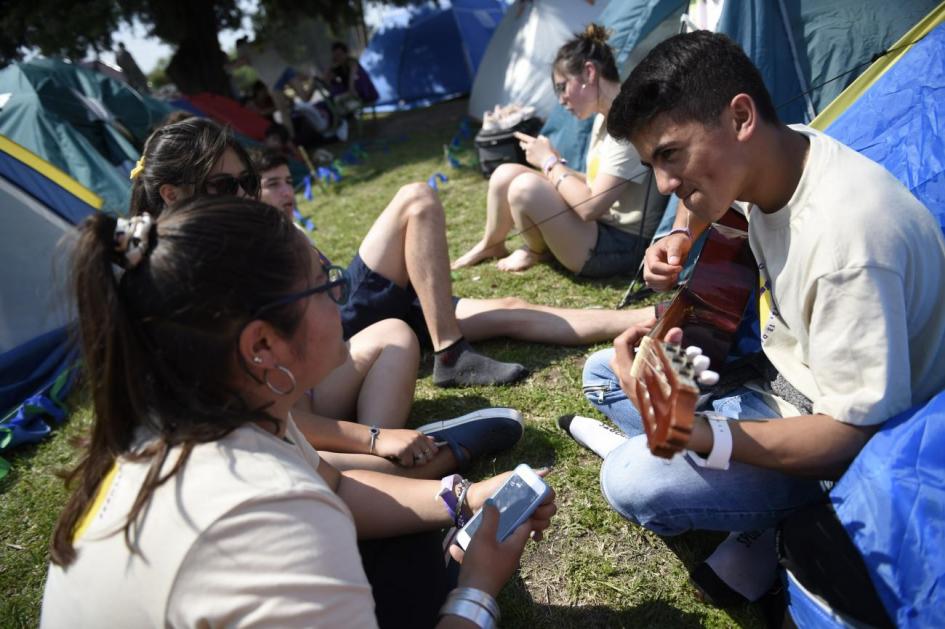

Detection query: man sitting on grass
xmin=558 ymin=30 xmax=945 ymax=609
xmin=254 ymin=148 xmax=655 ymax=387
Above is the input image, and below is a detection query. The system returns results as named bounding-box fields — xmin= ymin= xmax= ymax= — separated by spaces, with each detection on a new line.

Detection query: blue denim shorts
xmin=340 ymin=253 xmax=458 ymax=348
xmin=578 ymin=222 xmax=648 ymax=279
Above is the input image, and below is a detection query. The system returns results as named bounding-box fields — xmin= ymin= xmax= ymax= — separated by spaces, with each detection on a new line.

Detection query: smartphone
xmin=454 ymin=464 xmax=549 ymax=551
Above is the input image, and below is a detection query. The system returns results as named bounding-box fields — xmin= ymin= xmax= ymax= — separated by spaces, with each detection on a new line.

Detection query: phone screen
xmin=463 ymin=473 xmax=540 ymax=541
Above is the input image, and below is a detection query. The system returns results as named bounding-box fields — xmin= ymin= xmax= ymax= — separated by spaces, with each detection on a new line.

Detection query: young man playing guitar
xmin=561 ymin=31 xmax=945 ymax=606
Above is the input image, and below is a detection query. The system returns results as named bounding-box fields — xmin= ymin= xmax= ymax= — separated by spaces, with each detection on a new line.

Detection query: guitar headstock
xmin=631 ymin=337 xmax=713 ymax=459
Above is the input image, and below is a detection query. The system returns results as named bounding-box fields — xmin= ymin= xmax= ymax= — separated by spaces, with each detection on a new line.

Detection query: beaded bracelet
xmin=667 ymin=226 xmax=692 ymax=239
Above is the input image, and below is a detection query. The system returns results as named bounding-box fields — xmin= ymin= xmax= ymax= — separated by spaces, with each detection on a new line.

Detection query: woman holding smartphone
xmin=452 ymin=24 xmax=663 ymax=277
xmin=41 ymin=196 xmax=555 ymax=628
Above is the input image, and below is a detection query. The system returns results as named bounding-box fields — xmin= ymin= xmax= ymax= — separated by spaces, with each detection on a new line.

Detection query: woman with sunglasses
xmin=41 ymin=196 xmax=556 ymax=628
xmin=130 ymin=118 xmax=522 ymax=479
xmin=452 ymin=24 xmax=664 ymax=277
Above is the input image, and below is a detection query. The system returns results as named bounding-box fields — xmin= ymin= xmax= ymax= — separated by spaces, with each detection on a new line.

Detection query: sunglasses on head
xmin=202 ymin=172 xmax=260 ymax=198
xmin=253 ymin=265 xmax=351 ymax=317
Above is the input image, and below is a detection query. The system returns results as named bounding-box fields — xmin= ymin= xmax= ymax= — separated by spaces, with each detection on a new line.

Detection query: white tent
xmin=467 ymin=0 xmax=609 ymax=121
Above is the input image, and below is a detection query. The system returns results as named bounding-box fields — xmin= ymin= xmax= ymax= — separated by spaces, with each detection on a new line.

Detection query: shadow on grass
xmin=503 ymin=570 xmax=767 ymax=628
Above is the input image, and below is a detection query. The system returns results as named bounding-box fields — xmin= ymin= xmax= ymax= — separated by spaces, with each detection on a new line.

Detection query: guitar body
xmin=634 ymin=209 xmax=758 ymax=458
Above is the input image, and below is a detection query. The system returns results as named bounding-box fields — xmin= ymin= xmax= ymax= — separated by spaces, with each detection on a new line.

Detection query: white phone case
xmin=455 ymin=463 xmax=549 ymax=551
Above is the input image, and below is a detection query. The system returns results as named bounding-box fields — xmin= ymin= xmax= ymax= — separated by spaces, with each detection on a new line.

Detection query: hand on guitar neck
xmin=612 ymin=321 xmax=719 ymax=459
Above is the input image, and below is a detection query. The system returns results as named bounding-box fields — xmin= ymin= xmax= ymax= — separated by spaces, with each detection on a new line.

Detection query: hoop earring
xmin=265 ymin=364 xmax=296 ymax=396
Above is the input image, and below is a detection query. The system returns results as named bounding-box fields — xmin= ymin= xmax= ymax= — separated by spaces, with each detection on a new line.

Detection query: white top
xmin=748 ymin=124 xmax=945 ymax=425
xmin=586 ymin=113 xmax=661 ymax=234
xmin=41 ymin=419 xmax=377 ymax=628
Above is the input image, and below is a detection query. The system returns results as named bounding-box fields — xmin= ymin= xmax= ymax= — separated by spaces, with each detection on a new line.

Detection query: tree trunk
xmin=161 ymin=1 xmax=232 ymax=97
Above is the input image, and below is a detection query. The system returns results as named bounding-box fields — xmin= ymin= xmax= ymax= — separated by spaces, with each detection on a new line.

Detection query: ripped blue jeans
xmin=582 ymin=348 xmax=825 ymax=536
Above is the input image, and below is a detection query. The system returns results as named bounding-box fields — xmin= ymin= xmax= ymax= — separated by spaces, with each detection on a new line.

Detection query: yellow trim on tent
xmin=812 ymin=2 xmax=945 ymax=130
xmin=0 ymin=135 xmax=103 ymax=209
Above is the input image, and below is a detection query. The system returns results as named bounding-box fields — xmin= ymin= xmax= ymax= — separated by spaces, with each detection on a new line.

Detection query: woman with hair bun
xmin=41 ymin=196 xmax=556 ymax=627
xmin=453 ymin=24 xmax=663 ymax=277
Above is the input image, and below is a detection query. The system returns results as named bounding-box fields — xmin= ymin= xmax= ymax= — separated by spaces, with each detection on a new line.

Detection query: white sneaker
xmin=557 ymin=414 xmax=628 ymax=459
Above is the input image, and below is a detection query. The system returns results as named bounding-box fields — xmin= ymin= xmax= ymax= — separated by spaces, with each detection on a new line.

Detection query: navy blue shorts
xmin=577 ymin=222 xmax=649 ymax=279
xmin=340 ymin=253 xmax=458 ymax=348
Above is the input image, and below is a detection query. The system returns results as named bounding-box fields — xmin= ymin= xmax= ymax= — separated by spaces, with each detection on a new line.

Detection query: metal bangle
xmin=449 ymin=587 xmax=500 ymax=622
xmin=554 ymin=171 xmax=571 ymax=191
xmin=440 ymin=598 xmax=496 ymax=629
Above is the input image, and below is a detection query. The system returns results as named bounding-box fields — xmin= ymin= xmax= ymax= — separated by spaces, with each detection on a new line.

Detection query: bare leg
xmin=319 ymin=448 xmax=461 ymax=479
xmin=308 ymin=318 xmax=419 ymax=428
xmin=357 ymin=183 xmax=527 ymax=387
xmin=358 ymin=183 xmax=462 ymax=351
xmin=456 ymin=298 xmax=656 ymax=346
xmin=452 ymin=163 xmax=532 ymax=269
xmin=496 ymin=171 xmax=598 ymax=273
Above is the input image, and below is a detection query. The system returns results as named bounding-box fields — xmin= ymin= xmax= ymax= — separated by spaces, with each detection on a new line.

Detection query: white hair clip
xmin=114 ymin=213 xmax=154 ymax=269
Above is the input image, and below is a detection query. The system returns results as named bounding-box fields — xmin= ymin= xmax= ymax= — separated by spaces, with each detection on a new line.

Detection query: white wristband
xmin=686 ymin=412 xmax=732 ymax=470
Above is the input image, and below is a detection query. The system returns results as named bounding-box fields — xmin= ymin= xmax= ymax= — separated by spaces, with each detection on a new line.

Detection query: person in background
xmin=453 ymin=24 xmax=664 ymax=276
xmin=115 ymin=42 xmax=150 ymax=94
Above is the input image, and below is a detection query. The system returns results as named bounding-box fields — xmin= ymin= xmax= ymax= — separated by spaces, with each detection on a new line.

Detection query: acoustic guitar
xmin=631 ymin=209 xmax=758 ymax=458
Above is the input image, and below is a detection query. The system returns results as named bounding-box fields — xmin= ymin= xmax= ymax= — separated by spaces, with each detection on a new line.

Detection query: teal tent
xmin=717 ymin=0 xmax=939 ymax=124
xmin=0 ymin=58 xmax=136 ymax=212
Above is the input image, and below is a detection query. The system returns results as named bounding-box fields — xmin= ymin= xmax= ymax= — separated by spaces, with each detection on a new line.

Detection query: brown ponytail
xmin=554 ymin=22 xmax=620 ymax=83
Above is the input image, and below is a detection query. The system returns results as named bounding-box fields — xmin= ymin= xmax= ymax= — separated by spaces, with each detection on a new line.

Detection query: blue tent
xmin=360 ymin=0 xmax=505 ymax=110
xmin=540 ymin=0 xmax=687 ymax=171
xmin=783 ymin=5 xmax=945 ymax=626
xmin=0 ymin=137 xmax=93 ymax=476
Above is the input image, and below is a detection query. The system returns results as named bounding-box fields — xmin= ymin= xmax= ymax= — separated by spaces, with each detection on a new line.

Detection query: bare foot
xmin=496 ymin=246 xmax=550 ymax=272
xmin=451 ymin=240 xmax=509 ymax=270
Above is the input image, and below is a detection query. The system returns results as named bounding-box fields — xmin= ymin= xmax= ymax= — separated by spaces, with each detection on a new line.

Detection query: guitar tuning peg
xmin=692 ymin=355 xmax=711 ymax=373
xmin=685 ymin=346 xmax=703 ymax=358
xmin=697 ymin=369 xmax=719 ymax=386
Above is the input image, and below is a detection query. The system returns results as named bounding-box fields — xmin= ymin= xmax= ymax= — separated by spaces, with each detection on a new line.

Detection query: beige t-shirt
xmin=41 ymin=419 xmax=377 ymax=628
xmin=586 ymin=113 xmax=662 ymax=234
xmin=748 ymin=124 xmax=945 ymax=425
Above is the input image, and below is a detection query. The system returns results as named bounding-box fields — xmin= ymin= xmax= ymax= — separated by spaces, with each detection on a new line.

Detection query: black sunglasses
xmin=203 ymin=172 xmax=260 ymax=198
xmin=253 ymin=265 xmax=351 ymax=316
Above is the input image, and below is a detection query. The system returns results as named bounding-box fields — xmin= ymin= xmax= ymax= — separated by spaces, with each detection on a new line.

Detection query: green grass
xmin=0 ymin=99 xmax=762 ymax=628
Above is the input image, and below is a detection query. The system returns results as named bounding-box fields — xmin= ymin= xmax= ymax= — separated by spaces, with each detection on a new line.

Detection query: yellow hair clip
xmin=129 ymin=157 xmax=145 ymax=180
